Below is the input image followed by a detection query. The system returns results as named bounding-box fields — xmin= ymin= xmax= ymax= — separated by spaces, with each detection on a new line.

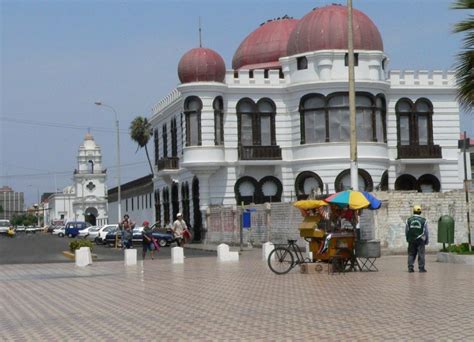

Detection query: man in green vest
xmin=405 ymin=205 xmax=429 ymax=273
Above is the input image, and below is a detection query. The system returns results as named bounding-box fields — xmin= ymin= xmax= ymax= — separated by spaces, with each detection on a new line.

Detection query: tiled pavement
xmin=0 ymin=251 xmax=473 ymax=341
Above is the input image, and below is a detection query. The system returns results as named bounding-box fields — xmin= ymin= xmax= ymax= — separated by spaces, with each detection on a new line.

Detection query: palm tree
xmin=452 ymin=0 xmax=474 ymax=111
xmin=130 ymin=116 xmax=154 ymax=175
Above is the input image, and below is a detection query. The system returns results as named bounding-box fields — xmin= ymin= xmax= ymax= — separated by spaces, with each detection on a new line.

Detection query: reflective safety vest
xmin=406 ymin=215 xmax=426 ymax=243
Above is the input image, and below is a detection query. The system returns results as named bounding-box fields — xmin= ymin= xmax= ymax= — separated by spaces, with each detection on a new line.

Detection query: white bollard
xmin=75 ymin=247 xmax=92 ymax=267
xmin=217 ymin=243 xmax=239 ymax=262
xmin=171 ymin=247 xmax=184 ymax=264
xmin=217 ymin=243 xmax=230 ymax=261
xmin=228 ymin=251 xmax=239 ymax=261
xmin=124 ymin=249 xmax=137 ymax=266
xmin=262 ymin=242 xmax=274 ymax=261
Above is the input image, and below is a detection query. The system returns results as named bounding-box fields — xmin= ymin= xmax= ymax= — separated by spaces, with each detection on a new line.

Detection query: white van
xmin=0 ymin=219 xmax=11 ymax=233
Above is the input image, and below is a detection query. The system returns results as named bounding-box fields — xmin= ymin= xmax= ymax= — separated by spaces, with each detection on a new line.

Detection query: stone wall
xmin=204 ymin=190 xmax=473 ymax=253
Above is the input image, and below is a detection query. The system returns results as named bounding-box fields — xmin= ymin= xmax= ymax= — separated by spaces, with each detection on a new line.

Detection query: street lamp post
xmin=94 ymin=102 xmax=122 ymax=227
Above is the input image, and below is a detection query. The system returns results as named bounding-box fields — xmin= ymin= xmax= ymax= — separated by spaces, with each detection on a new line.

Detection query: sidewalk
xmin=1 ymin=250 xmax=473 ymax=340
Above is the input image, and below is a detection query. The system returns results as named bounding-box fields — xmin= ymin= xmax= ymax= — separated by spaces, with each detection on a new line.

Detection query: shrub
xmin=445 ymin=243 xmax=474 ymax=255
xmin=69 ymin=239 xmax=93 ymax=253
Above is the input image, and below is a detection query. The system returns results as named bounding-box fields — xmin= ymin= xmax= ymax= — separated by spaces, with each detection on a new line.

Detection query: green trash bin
xmin=438 ymin=215 xmax=454 ymax=250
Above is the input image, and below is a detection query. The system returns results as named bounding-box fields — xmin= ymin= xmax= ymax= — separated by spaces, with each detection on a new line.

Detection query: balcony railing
xmin=157 ymin=157 xmax=179 ymax=171
xmin=397 ymin=145 xmax=442 ymax=159
xmin=239 ymin=145 xmax=282 ymax=160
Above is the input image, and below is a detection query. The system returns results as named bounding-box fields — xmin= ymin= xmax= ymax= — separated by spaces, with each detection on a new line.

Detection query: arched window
xmin=162 ymin=124 xmax=168 ymax=157
xmin=295 ymin=171 xmax=324 ymax=200
xmin=171 ymin=183 xmax=179 ymax=220
xmin=213 ymin=97 xmax=224 ymax=145
xmin=171 ymin=117 xmax=178 ymax=157
xmin=257 ymin=98 xmax=276 ymax=146
xmin=259 ymin=176 xmax=283 ymax=203
xmin=417 ymin=174 xmax=440 ymax=193
xmin=301 ymin=92 xmax=386 ymax=144
xmin=181 ymin=182 xmax=190 ymax=225
xmin=237 ymin=98 xmax=255 ymax=146
xmin=379 ymin=170 xmax=388 ymax=191
xmin=396 ymin=98 xmax=434 ymax=146
xmin=335 ymin=169 xmax=373 ymax=192
xmin=192 ymin=177 xmax=202 ymax=241
xmin=184 ymin=96 xmax=202 ymax=146
xmin=328 ymin=94 xmax=351 ymax=142
xmin=153 ymin=128 xmax=159 ymax=166
xmin=395 ymin=174 xmax=417 ymax=191
xmin=375 ymin=95 xmax=387 ymax=142
xmin=300 ymin=94 xmax=326 ymax=144
xmin=163 ymin=187 xmax=170 ymax=225
xmin=87 ymin=160 xmax=94 ymax=174
xmin=234 ymin=176 xmax=259 ymax=205
xmin=237 ymin=98 xmax=277 ymax=146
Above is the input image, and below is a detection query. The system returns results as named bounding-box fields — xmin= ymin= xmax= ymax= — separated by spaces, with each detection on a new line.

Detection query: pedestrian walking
xmin=405 ymin=205 xmax=429 ymax=273
xmin=121 ymin=214 xmax=134 ymax=249
xmin=141 ymin=221 xmax=156 ymax=259
xmin=173 ymin=213 xmax=189 ymax=247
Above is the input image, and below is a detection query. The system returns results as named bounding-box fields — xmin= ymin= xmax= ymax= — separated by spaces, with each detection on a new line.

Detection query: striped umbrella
xmin=324 ymin=190 xmax=371 ymax=210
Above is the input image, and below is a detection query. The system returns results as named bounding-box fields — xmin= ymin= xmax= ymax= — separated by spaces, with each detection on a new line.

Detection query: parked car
xmin=104 ymin=227 xmax=144 ymax=247
xmin=16 ymin=225 xmax=26 ymax=232
xmin=52 ymin=227 xmax=65 ymax=237
xmin=65 ymin=221 xmax=91 ymax=238
xmin=89 ymin=224 xmax=118 ymax=244
xmin=152 ymin=227 xmax=175 ymax=247
xmin=0 ymin=220 xmax=11 ymax=234
xmin=78 ymin=225 xmax=97 ymax=238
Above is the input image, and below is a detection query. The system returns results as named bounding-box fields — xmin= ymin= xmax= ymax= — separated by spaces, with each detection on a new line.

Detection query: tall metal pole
xmin=462 ymin=131 xmax=472 ymax=251
xmin=348 ymin=0 xmax=359 ymax=191
xmin=94 ymin=102 xmax=122 ymax=224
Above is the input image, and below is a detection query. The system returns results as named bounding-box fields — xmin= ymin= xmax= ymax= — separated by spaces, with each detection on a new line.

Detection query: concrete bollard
xmin=171 ymin=247 xmax=184 ymax=264
xmin=124 ymin=249 xmax=137 ymax=266
xmin=262 ymin=242 xmax=274 ymax=261
xmin=75 ymin=247 xmax=92 ymax=267
xmin=217 ymin=243 xmax=239 ymax=262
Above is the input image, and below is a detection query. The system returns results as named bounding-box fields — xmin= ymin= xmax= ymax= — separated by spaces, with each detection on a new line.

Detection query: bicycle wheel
xmin=267 ymin=247 xmax=295 ymax=275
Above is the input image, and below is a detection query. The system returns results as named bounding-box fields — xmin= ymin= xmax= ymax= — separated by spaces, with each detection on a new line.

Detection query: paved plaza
xmin=0 ymin=250 xmax=473 ymax=341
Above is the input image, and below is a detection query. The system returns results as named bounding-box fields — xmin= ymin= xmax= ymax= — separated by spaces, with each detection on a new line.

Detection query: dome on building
xmin=287 ymin=4 xmax=383 ymax=56
xmin=178 ymin=47 xmax=226 ymax=84
xmin=84 ymin=133 xmax=94 ymax=141
xmin=232 ymin=17 xmax=299 ymax=70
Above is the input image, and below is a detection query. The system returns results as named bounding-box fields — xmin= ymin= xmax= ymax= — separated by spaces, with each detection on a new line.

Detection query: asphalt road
xmin=0 ymin=232 xmax=215 ymax=264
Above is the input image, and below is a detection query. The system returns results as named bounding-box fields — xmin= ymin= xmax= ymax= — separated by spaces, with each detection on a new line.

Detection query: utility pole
xmin=461 ymin=131 xmax=472 ymax=251
xmin=348 ymin=0 xmax=359 ymax=191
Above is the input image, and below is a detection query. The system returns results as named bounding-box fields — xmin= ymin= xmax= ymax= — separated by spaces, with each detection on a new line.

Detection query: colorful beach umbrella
xmin=293 ymin=199 xmax=328 ymax=210
xmin=324 ymin=190 xmax=370 ymax=210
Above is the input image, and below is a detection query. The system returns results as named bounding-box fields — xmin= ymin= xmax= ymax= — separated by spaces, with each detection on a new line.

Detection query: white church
xmin=46 ymin=133 xmax=108 ymax=226
xmin=146 ymin=4 xmax=465 ymax=240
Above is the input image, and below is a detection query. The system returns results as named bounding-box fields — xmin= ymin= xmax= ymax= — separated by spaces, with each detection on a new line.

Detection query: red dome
xmin=232 ymin=18 xmax=299 ymax=70
xmin=287 ymin=5 xmax=383 ymax=56
xmin=178 ymin=47 xmax=226 ymax=84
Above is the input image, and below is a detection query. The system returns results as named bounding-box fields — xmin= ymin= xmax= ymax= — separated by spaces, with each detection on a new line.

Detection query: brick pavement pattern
xmin=0 ymin=252 xmax=473 ymax=341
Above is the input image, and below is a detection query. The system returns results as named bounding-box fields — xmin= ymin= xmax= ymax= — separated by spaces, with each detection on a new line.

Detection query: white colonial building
xmin=149 ymin=4 xmax=465 ymax=240
xmin=47 ymin=133 xmax=108 ymax=226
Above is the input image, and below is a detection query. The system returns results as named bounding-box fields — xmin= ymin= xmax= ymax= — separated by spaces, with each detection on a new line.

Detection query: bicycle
xmin=267 ymin=240 xmax=312 ymax=275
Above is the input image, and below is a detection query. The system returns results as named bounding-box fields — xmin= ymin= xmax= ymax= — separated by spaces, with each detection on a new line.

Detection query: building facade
xmin=47 ymin=133 xmax=108 ymax=226
xmin=107 ymin=174 xmax=154 ymax=226
xmin=149 ymin=5 xmax=466 ymax=240
xmin=0 ymin=186 xmax=25 ymax=220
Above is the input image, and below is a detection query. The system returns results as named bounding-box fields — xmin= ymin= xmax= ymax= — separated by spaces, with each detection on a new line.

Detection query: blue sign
xmin=242 ymin=212 xmax=251 ymax=229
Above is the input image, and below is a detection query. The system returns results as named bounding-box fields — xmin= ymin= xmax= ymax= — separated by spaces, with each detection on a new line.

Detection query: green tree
xmin=130 ymin=116 xmax=154 ymax=175
xmin=452 ymin=0 xmax=474 ymax=111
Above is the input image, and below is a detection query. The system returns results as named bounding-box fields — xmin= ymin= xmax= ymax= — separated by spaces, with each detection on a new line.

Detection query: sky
xmin=1 ymin=0 xmax=472 ymax=207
